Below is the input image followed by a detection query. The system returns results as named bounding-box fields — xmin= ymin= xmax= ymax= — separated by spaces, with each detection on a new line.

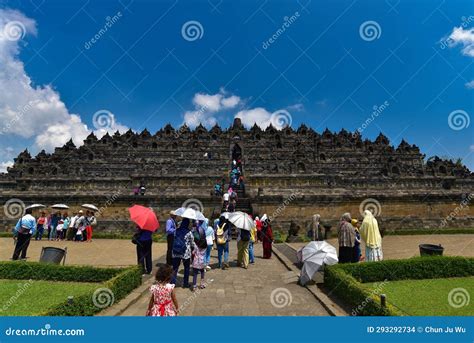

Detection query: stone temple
xmin=1 ymin=118 xmax=473 ymax=235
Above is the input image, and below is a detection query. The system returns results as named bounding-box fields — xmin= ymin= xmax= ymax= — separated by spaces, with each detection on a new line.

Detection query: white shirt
xmin=223 ymin=193 xmax=230 ymax=201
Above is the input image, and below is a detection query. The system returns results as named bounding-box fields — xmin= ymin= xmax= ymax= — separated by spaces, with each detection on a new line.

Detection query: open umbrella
xmin=297 ymin=241 xmax=338 ymax=286
xmin=128 ymin=205 xmax=159 ymax=232
xmin=82 ymin=204 xmax=99 ymax=212
xmin=174 ymin=207 xmax=206 ymax=221
xmin=225 ymin=211 xmax=254 ymax=231
xmin=51 ymin=204 xmax=69 ymax=210
xmin=25 ymin=204 xmax=46 ymax=210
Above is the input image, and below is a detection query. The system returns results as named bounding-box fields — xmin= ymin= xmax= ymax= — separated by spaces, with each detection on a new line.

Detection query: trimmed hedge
xmin=0 ymin=261 xmax=122 ymax=282
xmin=340 ymin=256 xmax=474 ymax=283
xmin=44 ymin=266 xmax=142 ymax=316
xmin=0 ymin=262 xmax=142 ymax=316
xmin=324 ymin=256 xmax=474 ymax=316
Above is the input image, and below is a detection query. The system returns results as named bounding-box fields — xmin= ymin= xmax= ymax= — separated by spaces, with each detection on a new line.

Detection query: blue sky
xmin=0 ymin=0 xmax=473 ymax=171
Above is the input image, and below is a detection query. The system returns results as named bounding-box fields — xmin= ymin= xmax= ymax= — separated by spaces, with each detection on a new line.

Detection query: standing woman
xmin=203 ymin=218 xmax=214 ymax=270
xmin=255 ymin=216 xmax=262 ymax=242
xmin=171 ymin=218 xmax=194 ymax=287
xmin=86 ymin=211 xmax=96 ymax=242
xmin=337 ymin=213 xmax=356 ymax=263
xmin=35 ymin=211 xmax=47 ymax=240
xmin=135 ymin=225 xmax=154 ymax=275
xmin=261 ymin=216 xmax=273 ymax=259
xmin=359 ymin=210 xmax=383 ymax=262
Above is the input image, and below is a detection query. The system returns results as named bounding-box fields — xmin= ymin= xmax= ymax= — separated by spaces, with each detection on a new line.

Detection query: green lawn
xmin=0 ymin=279 xmax=101 ymax=316
xmin=363 ymin=277 xmax=474 ymax=316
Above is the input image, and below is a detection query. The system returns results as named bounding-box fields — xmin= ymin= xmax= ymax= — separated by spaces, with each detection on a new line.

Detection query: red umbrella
xmin=128 ymin=205 xmax=159 ymax=232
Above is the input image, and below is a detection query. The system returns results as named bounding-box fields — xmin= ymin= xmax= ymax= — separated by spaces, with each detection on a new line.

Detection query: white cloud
xmin=470 ymin=144 xmax=474 ymax=152
xmin=235 ymin=107 xmax=273 ymax=128
xmin=221 ymin=95 xmax=241 ymax=108
xmin=183 ymin=89 xmax=242 ymax=127
xmin=0 ymin=161 xmax=13 ymax=173
xmin=465 ymin=80 xmax=474 ymax=89
xmin=0 ymin=9 xmax=127 ymax=164
xmin=448 ymin=27 xmax=474 ymax=57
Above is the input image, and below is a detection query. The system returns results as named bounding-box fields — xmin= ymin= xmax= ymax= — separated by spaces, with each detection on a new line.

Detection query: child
xmin=55 ymin=220 xmax=64 ymax=241
xmin=147 ymin=264 xmax=178 ymax=316
xmin=74 ymin=226 xmax=83 ymax=242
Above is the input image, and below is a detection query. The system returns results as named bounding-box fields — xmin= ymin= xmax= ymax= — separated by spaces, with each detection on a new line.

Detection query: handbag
xmin=17 ymin=217 xmax=30 ymax=235
xmin=131 ymin=231 xmax=140 ymax=245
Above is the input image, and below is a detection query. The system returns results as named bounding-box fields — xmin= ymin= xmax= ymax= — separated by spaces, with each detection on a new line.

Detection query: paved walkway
xmin=0 ymin=238 xmax=167 ymax=267
xmin=289 ymin=234 xmax=474 ymax=259
xmin=120 ymin=241 xmax=330 ymax=316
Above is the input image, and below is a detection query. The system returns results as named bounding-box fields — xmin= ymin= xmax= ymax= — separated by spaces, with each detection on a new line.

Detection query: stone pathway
xmin=0 ymin=238 xmax=167 ymax=267
xmin=120 ymin=241 xmax=331 ymax=316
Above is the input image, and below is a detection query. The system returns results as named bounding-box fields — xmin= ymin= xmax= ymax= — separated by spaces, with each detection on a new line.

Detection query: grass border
xmin=0 ymin=261 xmax=142 ymax=316
xmin=324 ymin=256 xmax=474 ymax=316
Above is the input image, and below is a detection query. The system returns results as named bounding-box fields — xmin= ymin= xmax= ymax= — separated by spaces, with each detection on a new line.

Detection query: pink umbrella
xmin=128 ymin=205 xmax=159 ymax=232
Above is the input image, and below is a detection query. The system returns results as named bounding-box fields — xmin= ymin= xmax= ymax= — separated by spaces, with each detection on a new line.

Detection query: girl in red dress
xmin=146 ymin=264 xmax=179 ymax=316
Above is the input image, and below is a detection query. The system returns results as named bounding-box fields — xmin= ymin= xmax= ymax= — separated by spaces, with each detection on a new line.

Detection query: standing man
xmin=165 ymin=211 xmax=177 ymax=266
xmin=12 ymin=208 xmax=36 ymax=260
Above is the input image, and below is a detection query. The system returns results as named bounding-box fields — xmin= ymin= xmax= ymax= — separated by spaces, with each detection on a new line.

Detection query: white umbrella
xmin=51 ymin=204 xmax=69 ymax=209
xmin=225 ymin=211 xmax=254 ymax=231
xmin=174 ymin=207 xmax=206 ymax=221
xmin=82 ymin=204 xmax=99 ymax=212
xmin=297 ymin=241 xmax=338 ymax=286
xmin=25 ymin=204 xmax=46 ymax=210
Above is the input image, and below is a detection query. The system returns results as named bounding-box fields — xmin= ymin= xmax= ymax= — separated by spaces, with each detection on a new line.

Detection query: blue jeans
xmin=217 ymin=241 xmax=229 ymax=267
xmin=205 ymin=245 xmax=212 ymax=265
xmin=35 ymin=225 xmax=44 ymax=240
xmin=249 ymin=241 xmax=255 ymax=263
xmin=171 ymin=257 xmax=190 ymax=287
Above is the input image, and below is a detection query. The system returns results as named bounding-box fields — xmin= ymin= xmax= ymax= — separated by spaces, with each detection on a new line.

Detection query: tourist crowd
xmin=335 ymin=210 xmax=383 ymax=263
xmin=11 ymin=209 xmax=97 ymax=261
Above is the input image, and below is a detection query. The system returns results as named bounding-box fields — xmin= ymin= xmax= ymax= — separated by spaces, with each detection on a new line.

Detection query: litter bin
xmin=419 ymin=244 xmax=444 ymax=256
xmin=39 ymin=247 xmax=67 ymax=265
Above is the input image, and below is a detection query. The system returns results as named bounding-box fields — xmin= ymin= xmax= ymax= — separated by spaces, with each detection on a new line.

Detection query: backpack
xmin=172 ymin=229 xmax=187 ymax=256
xmin=240 ymin=229 xmax=250 ymax=242
xmin=216 ymin=223 xmax=227 ymax=245
xmin=193 ymin=227 xmax=207 ymax=249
